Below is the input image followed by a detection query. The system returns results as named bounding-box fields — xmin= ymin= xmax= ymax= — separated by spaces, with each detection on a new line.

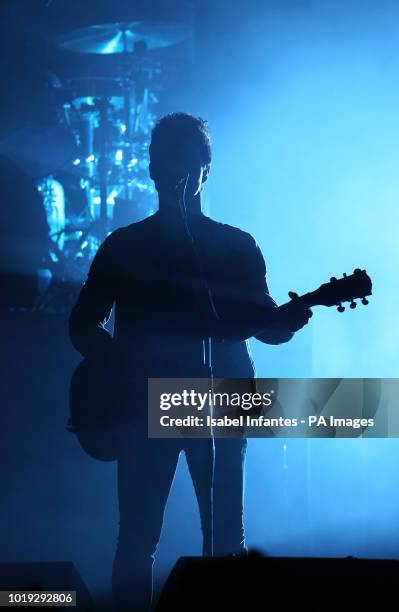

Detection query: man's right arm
xmin=69 ymin=234 xmax=118 ymax=358
xmin=218 ymin=234 xmax=311 ymax=344
xmin=250 ymin=240 xmax=312 ymax=344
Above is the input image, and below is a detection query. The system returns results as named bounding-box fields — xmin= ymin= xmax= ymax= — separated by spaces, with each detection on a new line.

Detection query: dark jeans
xmin=213 ymin=437 xmax=247 ymax=556
xmin=112 ymin=436 xmax=247 ymax=610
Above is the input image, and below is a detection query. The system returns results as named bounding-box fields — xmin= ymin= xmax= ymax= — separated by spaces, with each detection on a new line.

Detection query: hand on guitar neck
xmin=274 ymin=299 xmax=313 ymax=333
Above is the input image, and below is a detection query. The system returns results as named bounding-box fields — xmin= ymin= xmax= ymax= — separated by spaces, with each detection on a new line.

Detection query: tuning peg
xmin=343 ymin=272 xmax=347 ymax=278
xmin=350 ymin=300 xmax=357 ymax=309
xmin=354 ymin=268 xmax=361 ymax=274
xmin=288 ymin=291 xmax=299 ymax=300
xmin=337 ymin=303 xmax=345 ymax=313
xmin=361 ymin=297 xmax=369 ymax=305
xmin=330 ymin=276 xmax=337 ymax=282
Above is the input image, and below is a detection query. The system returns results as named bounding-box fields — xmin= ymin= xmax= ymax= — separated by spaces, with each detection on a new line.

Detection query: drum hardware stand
xmin=97 ymin=98 xmax=112 ymax=239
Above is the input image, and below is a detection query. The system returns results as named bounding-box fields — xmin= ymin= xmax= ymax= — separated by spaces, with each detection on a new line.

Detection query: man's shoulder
xmin=116 ymin=214 xmax=157 ymax=235
xmin=101 ymin=215 xmax=157 ymax=248
xmin=203 ymin=215 xmax=253 ymax=239
xmin=203 ymin=216 xmax=257 ymax=248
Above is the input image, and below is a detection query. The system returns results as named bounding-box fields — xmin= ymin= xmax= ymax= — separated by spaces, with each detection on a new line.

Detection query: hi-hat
xmin=58 ymin=21 xmax=192 ymax=54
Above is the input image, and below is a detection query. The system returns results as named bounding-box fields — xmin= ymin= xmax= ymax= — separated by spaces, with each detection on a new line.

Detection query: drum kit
xmin=35 ymin=20 xmax=192 ymax=279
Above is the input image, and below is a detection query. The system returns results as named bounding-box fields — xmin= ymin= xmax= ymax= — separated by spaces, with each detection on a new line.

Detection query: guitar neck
xmin=296 ymin=291 xmax=320 ymax=308
xmin=279 ymin=291 xmax=321 ymax=310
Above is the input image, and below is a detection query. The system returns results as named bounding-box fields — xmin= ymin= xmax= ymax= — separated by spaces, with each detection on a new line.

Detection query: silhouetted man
xmin=69 ymin=113 xmax=312 ymax=610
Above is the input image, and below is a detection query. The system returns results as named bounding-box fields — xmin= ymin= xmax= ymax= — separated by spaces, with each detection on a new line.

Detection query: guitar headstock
xmin=307 ymin=269 xmax=372 ymax=311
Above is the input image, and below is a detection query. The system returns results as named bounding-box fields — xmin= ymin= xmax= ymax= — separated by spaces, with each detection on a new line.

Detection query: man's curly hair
xmin=149 ymin=112 xmax=212 ymax=168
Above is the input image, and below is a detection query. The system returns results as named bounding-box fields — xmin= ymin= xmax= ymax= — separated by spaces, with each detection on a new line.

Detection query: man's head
xmin=149 ymin=113 xmax=211 ymax=202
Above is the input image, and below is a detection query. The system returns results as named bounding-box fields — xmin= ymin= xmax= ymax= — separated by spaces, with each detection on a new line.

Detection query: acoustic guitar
xmin=68 ymin=268 xmax=372 ymax=461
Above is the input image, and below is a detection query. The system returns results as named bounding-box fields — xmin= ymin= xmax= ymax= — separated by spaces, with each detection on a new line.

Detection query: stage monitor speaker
xmin=156 ymin=552 xmax=399 ymax=611
xmin=0 ymin=562 xmax=94 ymax=611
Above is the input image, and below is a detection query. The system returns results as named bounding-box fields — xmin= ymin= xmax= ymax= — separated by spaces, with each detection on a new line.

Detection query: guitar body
xmin=69 ymin=357 xmax=128 ymax=462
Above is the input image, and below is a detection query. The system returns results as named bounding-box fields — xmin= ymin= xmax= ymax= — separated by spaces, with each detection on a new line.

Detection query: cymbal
xmin=58 ymin=21 xmax=192 ymax=54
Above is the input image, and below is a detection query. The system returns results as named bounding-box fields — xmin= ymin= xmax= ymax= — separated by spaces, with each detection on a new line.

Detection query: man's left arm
xmin=69 ymin=234 xmax=118 ymax=358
